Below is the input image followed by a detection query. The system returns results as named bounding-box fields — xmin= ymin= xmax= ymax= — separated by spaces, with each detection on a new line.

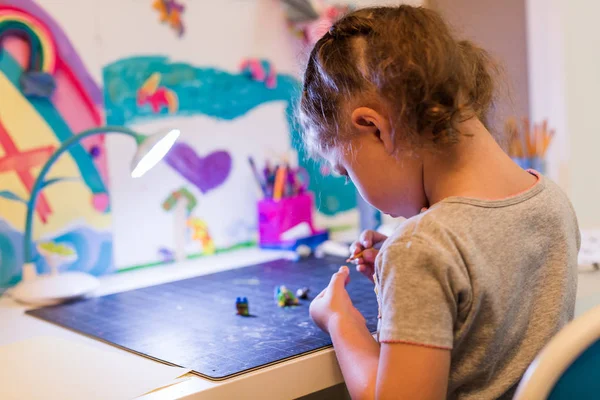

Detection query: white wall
xmin=526 ymin=0 xmax=568 ymax=191
xmin=527 ymin=0 xmax=600 ymax=228
xmin=563 ymin=2 xmax=600 ymax=229
xmin=430 ymin=0 xmax=530 ymax=128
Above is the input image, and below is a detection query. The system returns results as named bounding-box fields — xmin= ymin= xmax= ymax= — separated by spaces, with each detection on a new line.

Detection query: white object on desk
xmin=10 ymin=263 xmax=99 ymax=306
xmin=280 ymin=222 xmax=312 ymax=241
xmin=315 ymin=240 xmax=350 ymax=258
xmin=579 ymin=230 xmax=600 ymax=268
xmin=0 ymin=336 xmax=190 ymax=400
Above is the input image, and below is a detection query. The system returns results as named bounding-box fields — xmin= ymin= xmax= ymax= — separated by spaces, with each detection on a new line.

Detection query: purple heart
xmin=165 ymin=143 xmax=232 ymax=194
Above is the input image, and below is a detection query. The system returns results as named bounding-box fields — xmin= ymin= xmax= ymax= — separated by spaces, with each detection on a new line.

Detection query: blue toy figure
xmin=235 ymin=297 xmax=249 ymax=316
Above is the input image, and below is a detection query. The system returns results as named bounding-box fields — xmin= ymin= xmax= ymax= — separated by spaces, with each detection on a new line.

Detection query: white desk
xmin=0 ymin=248 xmax=346 ymax=400
xmin=3 ymin=249 xmax=600 ymax=400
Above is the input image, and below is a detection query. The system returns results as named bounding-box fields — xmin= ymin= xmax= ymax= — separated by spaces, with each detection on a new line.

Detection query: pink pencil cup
xmin=258 ymin=193 xmax=323 ymax=248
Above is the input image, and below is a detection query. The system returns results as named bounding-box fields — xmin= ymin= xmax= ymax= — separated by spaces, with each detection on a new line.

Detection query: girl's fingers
xmin=361 ymin=248 xmax=379 ymax=264
xmin=329 ymin=266 xmax=350 ymax=291
xmin=349 ymin=242 xmax=364 ymax=256
xmin=359 ymin=230 xmax=388 ymax=248
xmin=359 ymin=230 xmax=374 ymax=248
xmin=315 ymin=288 xmax=327 ymax=299
xmin=347 ymin=256 xmax=364 ymax=265
xmin=356 ymin=264 xmax=375 ymax=282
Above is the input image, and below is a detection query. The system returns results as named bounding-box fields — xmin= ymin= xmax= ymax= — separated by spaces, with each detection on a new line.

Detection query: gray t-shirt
xmin=374 ymin=174 xmax=580 ymax=399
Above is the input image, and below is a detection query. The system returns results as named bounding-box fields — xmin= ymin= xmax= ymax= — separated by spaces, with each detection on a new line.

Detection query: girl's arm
xmin=328 ymin=314 xmax=380 ymax=399
xmin=329 ymin=314 xmax=450 ymax=400
xmin=377 ymin=342 xmax=450 ymax=400
xmin=312 ymin=266 xmax=451 ymax=399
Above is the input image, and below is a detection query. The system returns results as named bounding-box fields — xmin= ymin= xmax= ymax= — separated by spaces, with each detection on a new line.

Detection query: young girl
xmin=300 ymin=5 xmax=579 ymax=400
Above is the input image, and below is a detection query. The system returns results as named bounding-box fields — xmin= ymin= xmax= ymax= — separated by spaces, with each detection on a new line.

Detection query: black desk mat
xmin=26 ymin=256 xmax=378 ymax=380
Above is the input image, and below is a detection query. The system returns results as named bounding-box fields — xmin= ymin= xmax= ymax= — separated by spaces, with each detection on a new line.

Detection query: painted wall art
xmin=0 ymin=0 xmax=110 ymax=288
xmin=103 ymin=55 xmax=356 ymax=267
xmin=104 ymin=55 xmax=355 ymax=213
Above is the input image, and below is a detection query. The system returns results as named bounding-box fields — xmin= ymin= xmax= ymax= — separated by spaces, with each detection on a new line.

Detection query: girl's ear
xmin=351 ymin=107 xmax=394 ymax=154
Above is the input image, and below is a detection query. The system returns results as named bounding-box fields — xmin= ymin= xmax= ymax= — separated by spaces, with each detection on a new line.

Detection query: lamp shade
xmin=130 ymin=128 xmax=180 ymax=178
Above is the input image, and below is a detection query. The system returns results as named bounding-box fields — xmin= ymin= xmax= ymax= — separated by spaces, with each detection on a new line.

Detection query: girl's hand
xmin=310 ymin=266 xmax=366 ymax=334
xmin=349 ymin=230 xmax=388 ymax=282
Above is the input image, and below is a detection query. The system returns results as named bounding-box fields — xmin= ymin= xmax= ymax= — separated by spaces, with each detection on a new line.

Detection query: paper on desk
xmin=0 ymin=336 xmax=190 ymax=400
xmin=579 ymin=230 xmax=600 ymax=267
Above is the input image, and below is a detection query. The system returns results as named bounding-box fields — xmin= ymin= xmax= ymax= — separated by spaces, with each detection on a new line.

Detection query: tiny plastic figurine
xmin=295 ymin=244 xmax=312 ymax=259
xmin=236 ymin=297 xmax=250 ymax=316
xmin=275 ymin=285 xmax=299 ymax=307
xmin=296 ymin=287 xmax=309 ymax=300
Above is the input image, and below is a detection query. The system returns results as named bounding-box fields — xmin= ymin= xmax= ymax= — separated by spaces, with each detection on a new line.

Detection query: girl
xmin=300 ymin=5 xmax=579 ymax=400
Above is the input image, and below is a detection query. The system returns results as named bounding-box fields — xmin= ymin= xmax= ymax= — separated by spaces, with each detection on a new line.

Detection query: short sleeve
xmin=376 ymin=237 xmax=462 ymax=349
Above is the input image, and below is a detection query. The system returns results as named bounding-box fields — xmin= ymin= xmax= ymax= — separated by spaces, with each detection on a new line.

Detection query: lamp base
xmin=12 ymin=267 xmax=100 ymax=306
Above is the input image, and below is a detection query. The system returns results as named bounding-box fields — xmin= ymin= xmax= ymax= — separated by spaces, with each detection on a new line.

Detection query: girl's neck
xmin=422 ymin=118 xmax=538 ymax=206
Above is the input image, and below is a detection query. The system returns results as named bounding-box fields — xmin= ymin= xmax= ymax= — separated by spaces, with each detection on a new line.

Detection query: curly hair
xmin=299 ymin=5 xmax=499 ymax=158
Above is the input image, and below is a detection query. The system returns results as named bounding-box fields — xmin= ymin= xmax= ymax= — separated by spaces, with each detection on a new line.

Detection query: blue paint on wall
xmin=103 ymin=56 xmax=356 ymax=216
xmin=0 ymin=219 xmax=114 ymax=288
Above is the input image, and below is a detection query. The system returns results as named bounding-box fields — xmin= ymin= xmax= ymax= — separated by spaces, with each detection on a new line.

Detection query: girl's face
xmin=327 ymin=126 xmax=427 ymax=219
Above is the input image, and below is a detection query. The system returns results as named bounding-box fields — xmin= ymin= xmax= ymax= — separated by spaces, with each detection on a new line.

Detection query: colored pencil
xmin=273 ymin=165 xmax=287 ymax=201
xmin=506 ymin=117 xmax=554 ymax=159
xmin=248 ymin=156 xmax=268 ymax=197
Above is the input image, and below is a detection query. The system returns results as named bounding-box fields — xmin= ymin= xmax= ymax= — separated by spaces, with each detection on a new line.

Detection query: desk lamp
xmin=11 ymin=126 xmax=180 ymax=305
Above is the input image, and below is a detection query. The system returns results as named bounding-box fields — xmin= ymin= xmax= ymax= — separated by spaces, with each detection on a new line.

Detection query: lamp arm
xmin=23 ymin=126 xmax=140 ymax=264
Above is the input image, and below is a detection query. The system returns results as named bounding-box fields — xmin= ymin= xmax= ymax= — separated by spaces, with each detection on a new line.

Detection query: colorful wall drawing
xmin=282 ymin=0 xmax=351 ymax=46
xmin=165 ymin=145 xmax=232 ymax=194
xmin=103 ymin=55 xmax=356 ymax=217
xmin=137 ymin=72 xmax=179 ymax=114
xmin=0 ymin=0 xmax=110 ymax=288
xmin=152 ymin=0 xmax=185 ymax=37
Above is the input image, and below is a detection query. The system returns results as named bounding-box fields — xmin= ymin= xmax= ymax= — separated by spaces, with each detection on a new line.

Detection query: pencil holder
xmin=258 ymin=193 xmax=327 ymax=249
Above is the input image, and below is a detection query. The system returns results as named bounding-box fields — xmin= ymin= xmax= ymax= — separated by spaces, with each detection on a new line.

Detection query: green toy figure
xmin=274 ymin=285 xmax=299 ymax=307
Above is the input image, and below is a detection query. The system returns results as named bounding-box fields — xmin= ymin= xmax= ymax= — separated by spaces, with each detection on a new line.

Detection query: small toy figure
xmin=236 ymin=297 xmax=250 ymax=316
xmin=296 ymin=287 xmax=309 ymax=300
xmin=275 ymin=285 xmax=299 ymax=307
xmin=295 ymin=244 xmax=312 ymax=259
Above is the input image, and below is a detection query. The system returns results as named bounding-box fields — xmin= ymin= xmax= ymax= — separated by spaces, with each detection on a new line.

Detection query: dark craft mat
xmin=26 ymin=256 xmax=378 ymax=380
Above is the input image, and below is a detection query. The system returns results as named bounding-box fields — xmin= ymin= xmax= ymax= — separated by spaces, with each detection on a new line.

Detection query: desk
xmin=2 ymin=248 xmax=600 ymax=400
xmin=0 ymin=248 xmax=347 ymax=400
